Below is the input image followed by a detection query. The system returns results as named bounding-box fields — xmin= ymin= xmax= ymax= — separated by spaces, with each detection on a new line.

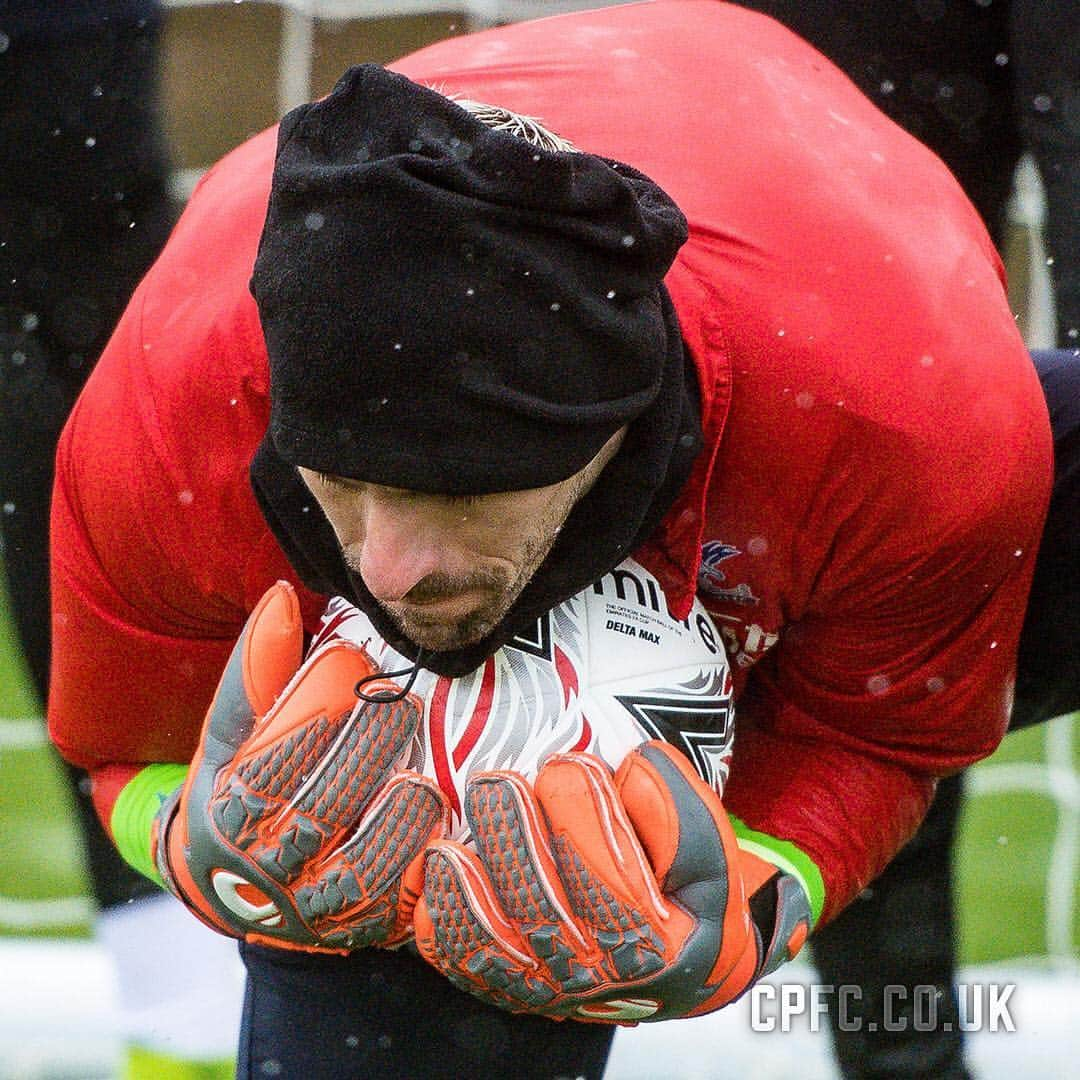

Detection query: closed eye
xmin=317 ymin=471 xmax=481 ymax=509
xmin=316 ymin=471 xmax=359 ymax=492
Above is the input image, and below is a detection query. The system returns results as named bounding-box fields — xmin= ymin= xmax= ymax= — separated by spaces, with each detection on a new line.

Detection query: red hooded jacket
xmin=49 ymin=1 xmax=1051 ymax=923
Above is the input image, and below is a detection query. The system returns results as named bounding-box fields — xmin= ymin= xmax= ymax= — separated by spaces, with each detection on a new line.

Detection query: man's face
xmin=298 ymin=429 xmax=624 ymax=652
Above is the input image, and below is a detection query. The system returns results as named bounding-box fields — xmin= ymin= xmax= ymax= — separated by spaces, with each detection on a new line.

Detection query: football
xmin=308 ymin=557 xmax=734 ymax=840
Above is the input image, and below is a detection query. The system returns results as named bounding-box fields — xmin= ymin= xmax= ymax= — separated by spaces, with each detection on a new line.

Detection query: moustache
xmin=402 ymin=571 xmax=504 ymax=604
xmin=346 ymin=564 xmax=506 ymax=605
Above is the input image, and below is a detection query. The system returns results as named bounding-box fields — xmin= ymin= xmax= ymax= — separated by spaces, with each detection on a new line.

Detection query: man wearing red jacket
xmin=48 ymin=3 xmax=1053 ymax=1076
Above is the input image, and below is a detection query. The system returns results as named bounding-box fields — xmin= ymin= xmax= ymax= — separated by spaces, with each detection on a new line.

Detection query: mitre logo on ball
xmin=309 ymin=558 xmax=735 ymax=839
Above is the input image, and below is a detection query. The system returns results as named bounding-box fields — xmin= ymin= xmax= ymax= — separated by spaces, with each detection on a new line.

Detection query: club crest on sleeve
xmin=698 ymin=540 xmax=759 ymax=606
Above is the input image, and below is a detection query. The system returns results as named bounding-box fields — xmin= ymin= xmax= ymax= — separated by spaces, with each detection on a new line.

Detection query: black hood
xmin=251 ymin=64 xmax=690 ymax=496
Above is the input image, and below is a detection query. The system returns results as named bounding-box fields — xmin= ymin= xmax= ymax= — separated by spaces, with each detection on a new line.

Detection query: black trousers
xmin=237 ymin=943 xmax=614 ymax=1080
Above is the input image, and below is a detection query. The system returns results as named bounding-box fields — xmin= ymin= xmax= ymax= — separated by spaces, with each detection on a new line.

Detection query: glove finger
xmin=465 ymin=773 xmax=593 ymax=949
xmin=294 ymin=772 xmax=450 ymax=949
xmin=417 ymin=838 xmax=562 ymax=1013
xmin=536 ymin=753 xmax=669 ymax=914
xmin=240 ymin=640 xmax=378 ymax=760
xmin=468 ymin=773 xmax=669 ymax=997
xmin=286 ymin=688 xmax=421 ymax=820
xmin=534 ymin=754 xmax=675 ymax=983
xmin=213 ymin=689 xmax=421 ymax=884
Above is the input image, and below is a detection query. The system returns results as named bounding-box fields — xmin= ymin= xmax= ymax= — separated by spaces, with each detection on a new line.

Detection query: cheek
xmin=316 ymin=498 xmax=367 ymax=551
xmin=506 ymin=497 xmax=577 ymax=564
xmin=447 ymin=511 xmax=544 ymax=569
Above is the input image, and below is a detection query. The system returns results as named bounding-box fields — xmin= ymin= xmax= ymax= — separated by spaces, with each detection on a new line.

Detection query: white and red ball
xmin=309 ymin=557 xmax=734 ymax=840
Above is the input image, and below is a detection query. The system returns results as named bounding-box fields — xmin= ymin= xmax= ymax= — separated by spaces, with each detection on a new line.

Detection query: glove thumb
xmin=614 ymin=741 xmax=739 ymax=904
xmin=240 ymin=581 xmax=305 ymax=715
xmin=200 ymin=581 xmax=304 ymax=765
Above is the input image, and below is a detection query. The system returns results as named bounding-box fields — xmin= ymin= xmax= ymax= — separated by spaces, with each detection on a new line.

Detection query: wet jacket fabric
xmin=48 ymin=1 xmax=1051 ymax=923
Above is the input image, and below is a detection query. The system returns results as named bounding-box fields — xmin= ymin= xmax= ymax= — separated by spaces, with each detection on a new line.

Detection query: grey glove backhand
xmin=154 ymin=581 xmax=449 ymax=951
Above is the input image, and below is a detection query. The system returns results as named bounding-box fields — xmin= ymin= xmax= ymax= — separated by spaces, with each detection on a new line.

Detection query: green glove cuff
xmin=729 ymin=814 xmax=826 ymax=928
xmin=111 ymin=763 xmax=189 ymax=886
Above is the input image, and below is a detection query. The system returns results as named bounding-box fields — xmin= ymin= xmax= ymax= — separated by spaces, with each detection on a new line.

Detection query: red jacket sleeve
xmin=47 ymin=131 xmax=325 ymax=820
xmin=49 ymin=286 xmax=249 ymax=773
xmin=711 ymin=314 xmax=1052 ymax=924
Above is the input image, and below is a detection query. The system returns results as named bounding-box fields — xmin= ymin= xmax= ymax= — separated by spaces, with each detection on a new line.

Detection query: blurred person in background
xmin=0 ymin=2 xmax=243 ymax=1076
xmin=736 ymin=3 xmax=1079 ymax=1077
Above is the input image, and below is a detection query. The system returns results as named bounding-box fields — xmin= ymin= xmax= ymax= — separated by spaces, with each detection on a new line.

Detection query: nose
xmin=351 ymin=500 xmax=453 ymax=603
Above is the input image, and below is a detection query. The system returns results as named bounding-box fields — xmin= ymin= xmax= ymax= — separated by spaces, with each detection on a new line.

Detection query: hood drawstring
xmin=353 ymin=648 xmax=427 ymax=704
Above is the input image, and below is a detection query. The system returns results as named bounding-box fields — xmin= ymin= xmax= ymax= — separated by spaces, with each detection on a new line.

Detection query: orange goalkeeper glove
xmin=414 ymin=741 xmax=810 ymax=1022
xmin=153 ymin=581 xmax=449 ymax=952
